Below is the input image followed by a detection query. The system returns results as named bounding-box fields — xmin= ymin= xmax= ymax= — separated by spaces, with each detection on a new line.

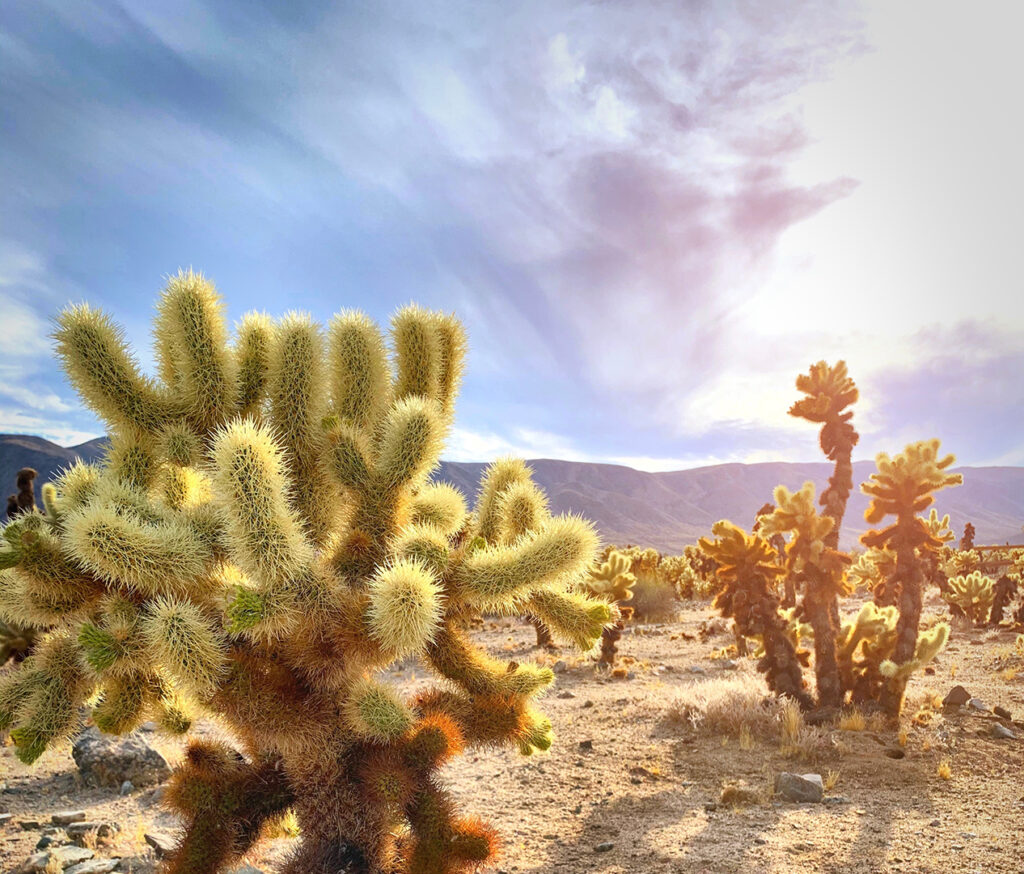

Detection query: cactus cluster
xmin=700 ymin=362 xmax=959 ymax=719
xmin=5 ymin=467 xmax=37 ymax=521
xmin=0 ymin=272 xmax=613 ymax=874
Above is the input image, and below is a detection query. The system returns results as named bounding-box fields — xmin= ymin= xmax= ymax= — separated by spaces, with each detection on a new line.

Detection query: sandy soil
xmin=2 ymin=595 xmax=1023 ymax=874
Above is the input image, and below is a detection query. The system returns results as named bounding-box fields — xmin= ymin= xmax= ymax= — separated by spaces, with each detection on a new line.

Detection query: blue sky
xmin=2 ymin=0 xmax=1022 ymax=469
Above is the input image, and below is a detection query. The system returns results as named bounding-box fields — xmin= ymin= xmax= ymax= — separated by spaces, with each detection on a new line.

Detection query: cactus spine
xmin=0 ymin=271 xmax=611 ymax=874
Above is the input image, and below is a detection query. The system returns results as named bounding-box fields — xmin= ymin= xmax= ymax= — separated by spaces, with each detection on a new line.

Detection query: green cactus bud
xmin=366 ymin=559 xmax=444 ymax=659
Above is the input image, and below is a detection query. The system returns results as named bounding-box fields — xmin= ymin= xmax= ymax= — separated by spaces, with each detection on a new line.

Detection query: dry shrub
xmin=720 ymin=780 xmax=762 ymax=806
xmin=630 ymin=575 xmax=679 ymax=622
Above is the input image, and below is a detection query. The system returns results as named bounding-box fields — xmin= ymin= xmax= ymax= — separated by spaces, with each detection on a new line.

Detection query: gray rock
xmin=942 ymin=685 xmax=971 ymax=707
xmin=119 ymin=781 xmax=134 ymax=796
xmin=551 ymin=660 xmax=568 ymax=674
xmin=0 ymin=812 xmax=12 ymax=825
xmin=774 ymin=772 xmax=824 ymax=803
xmin=13 ymin=851 xmax=50 ymax=873
xmin=52 ymin=846 xmax=96 ymax=867
xmin=688 ymin=665 xmax=707 ymax=675
xmin=20 ymin=820 xmax=42 ymax=830
xmin=594 ymin=842 xmax=615 ymax=853
xmin=227 ymin=867 xmax=265 ymax=874
xmin=967 ymin=698 xmax=990 ymax=713
xmin=144 ymin=832 xmax=178 ymax=859
xmin=66 ymin=862 xmax=120 ymax=874
xmin=52 ymin=811 xmax=87 ymax=826
xmin=991 ymin=723 xmax=1016 ymax=739
xmin=67 ymin=822 xmax=121 ymax=843
xmin=720 ymin=659 xmax=739 ymax=670
xmin=823 ymin=795 xmax=851 ymax=805
xmin=73 ymin=728 xmax=171 ymax=789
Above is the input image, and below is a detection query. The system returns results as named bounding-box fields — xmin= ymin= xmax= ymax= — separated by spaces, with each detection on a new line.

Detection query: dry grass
xmin=824 ymin=769 xmax=841 ymax=791
xmin=839 ymin=709 xmax=867 ymax=731
xmin=666 ymin=673 xmax=786 ymax=739
xmin=630 ymin=575 xmax=679 ymax=621
xmin=937 ymin=758 xmax=952 ymax=780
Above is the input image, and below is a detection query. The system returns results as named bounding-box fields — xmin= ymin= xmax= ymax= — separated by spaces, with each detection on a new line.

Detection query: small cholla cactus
xmin=959 ymin=522 xmax=976 ymax=550
xmin=5 ymin=467 xmax=37 ymax=521
xmin=582 ymin=550 xmax=634 ymax=668
xmin=942 ymin=571 xmax=995 ymax=624
xmin=0 ymin=272 xmax=612 ymax=874
xmin=861 ymin=439 xmax=961 ymax=717
xmin=698 ymin=522 xmax=813 ymax=708
xmin=989 ymin=574 xmax=1018 ymax=626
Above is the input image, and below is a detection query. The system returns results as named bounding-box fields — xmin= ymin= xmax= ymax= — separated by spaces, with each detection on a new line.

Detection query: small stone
xmin=66 ymin=862 xmax=120 ymax=874
xmin=35 ymin=835 xmax=59 ymax=850
xmin=929 ymin=819 xmax=940 ymax=827
xmin=775 ymin=772 xmax=824 ymax=803
xmin=144 ymin=832 xmax=178 ymax=859
xmin=754 ymin=837 xmax=768 ymax=845
xmin=556 ymin=690 xmax=575 ymax=699
xmin=994 ymin=705 xmax=1012 ymax=720
xmin=551 ymin=660 xmax=568 ymax=674
xmin=52 ymin=811 xmax=87 ymax=826
xmin=582 ymin=700 xmax=594 ymax=709
xmin=13 ymin=851 xmax=50 ymax=873
xmin=943 ymin=685 xmax=971 ymax=708
xmin=139 ymin=722 xmax=158 ymax=733
xmin=991 ymin=723 xmax=1016 ymax=739
xmin=688 ymin=665 xmax=707 ymax=675
xmin=66 ymin=822 xmax=121 ymax=842
xmin=703 ymin=801 xmax=718 ymax=812
xmin=720 ymin=659 xmax=738 ymax=670
xmin=0 ymin=812 xmax=11 ymax=825
xmin=20 ymin=820 xmax=42 ymax=830
xmin=594 ymin=842 xmax=614 ymax=853
xmin=884 ymin=747 xmax=905 ymax=759
xmin=119 ymin=781 xmax=134 ymax=796
xmin=967 ymin=698 xmax=990 ymax=713
xmin=823 ymin=795 xmax=851 ymax=805
xmin=578 ymin=739 xmax=593 ymax=752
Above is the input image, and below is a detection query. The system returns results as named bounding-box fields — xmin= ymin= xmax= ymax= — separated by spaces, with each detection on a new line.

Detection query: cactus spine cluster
xmin=942 ymin=571 xmax=995 ymax=624
xmin=0 ymin=272 xmax=613 ymax=874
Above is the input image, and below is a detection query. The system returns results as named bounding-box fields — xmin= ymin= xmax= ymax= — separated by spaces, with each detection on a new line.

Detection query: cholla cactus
xmin=6 ymin=467 xmax=37 ymax=521
xmin=989 ymin=574 xmax=1018 ymax=626
xmin=698 ymin=521 xmax=813 ymax=708
xmin=759 ymin=482 xmax=850 ymax=708
xmin=959 ymin=522 xmax=976 ymax=550
xmin=0 ymin=272 xmax=611 ymax=874
xmin=942 ymin=571 xmax=995 ymax=624
xmin=582 ymin=550 xmax=634 ymax=667
xmin=861 ymin=439 xmax=961 ymax=717
xmin=789 ymin=361 xmax=859 ymax=548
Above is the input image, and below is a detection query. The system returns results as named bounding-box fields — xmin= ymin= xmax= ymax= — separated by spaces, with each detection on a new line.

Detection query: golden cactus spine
xmin=0 ymin=271 xmax=613 ymax=874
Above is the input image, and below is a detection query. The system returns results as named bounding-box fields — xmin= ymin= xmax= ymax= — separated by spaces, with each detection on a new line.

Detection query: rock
xmin=774 ymin=772 xmax=824 ymax=803
xmin=227 ymin=867 xmax=265 ymax=874
xmin=20 ymin=820 xmax=42 ymax=830
xmin=884 ymin=747 xmax=905 ymax=759
xmin=594 ymin=842 xmax=615 ymax=853
xmin=967 ymin=698 xmax=990 ymax=713
xmin=13 ymin=851 xmax=50 ymax=873
xmin=994 ymin=705 xmax=1012 ymax=720
xmin=943 ymin=685 xmax=971 ymax=708
xmin=73 ymin=728 xmax=171 ymax=789
xmin=991 ymin=723 xmax=1016 ymax=739
xmin=144 ymin=832 xmax=178 ymax=859
xmin=551 ymin=660 xmax=567 ymax=674
xmin=67 ymin=862 xmax=120 ymax=874
xmin=35 ymin=835 xmax=60 ymax=850
xmin=47 ymin=847 xmax=95 ymax=868
xmin=52 ymin=811 xmax=87 ymax=826
xmin=720 ymin=659 xmax=738 ymax=670
xmin=688 ymin=665 xmax=707 ymax=675
xmin=823 ymin=795 xmax=851 ymax=805
xmin=119 ymin=781 xmax=134 ymax=797
xmin=578 ymin=739 xmax=594 ymax=752
xmin=115 ymin=857 xmax=155 ymax=873
xmin=139 ymin=722 xmax=158 ymax=733
xmin=0 ymin=812 xmax=11 ymax=825
xmin=556 ymin=690 xmax=575 ymax=699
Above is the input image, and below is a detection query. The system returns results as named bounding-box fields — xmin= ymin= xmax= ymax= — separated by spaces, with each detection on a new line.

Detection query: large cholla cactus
xmin=861 ymin=439 xmax=961 ymax=716
xmin=0 ymin=272 xmax=612 ymax=874
xmin=942 ymin=571 xmax=995 ymax=623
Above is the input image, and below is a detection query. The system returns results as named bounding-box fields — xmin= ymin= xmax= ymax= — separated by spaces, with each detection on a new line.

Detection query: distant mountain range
xmin=3 ymin=433 xmax=1022 ymax=551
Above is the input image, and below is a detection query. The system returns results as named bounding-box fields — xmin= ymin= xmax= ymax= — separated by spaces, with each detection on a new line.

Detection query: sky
xmin=2 ymin=0 xmax=1022 ymax=470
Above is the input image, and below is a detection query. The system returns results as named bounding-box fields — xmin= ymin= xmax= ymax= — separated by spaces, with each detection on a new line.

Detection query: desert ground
xmin=2 ymin=593 xmax=1022 ymax=874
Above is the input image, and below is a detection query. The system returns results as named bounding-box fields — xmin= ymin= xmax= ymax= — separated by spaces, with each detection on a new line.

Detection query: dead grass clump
xmin=839 ymin=709 xmax=867 ymax=731
xmin=720 ymin=780 xmax=762 ymax=807
xmin=665 ymin=674 xmax=785 ymax=739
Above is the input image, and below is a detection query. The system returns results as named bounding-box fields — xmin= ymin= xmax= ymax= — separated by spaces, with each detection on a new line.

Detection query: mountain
xmin=3 ymin=434 xmax=1021 ymax=550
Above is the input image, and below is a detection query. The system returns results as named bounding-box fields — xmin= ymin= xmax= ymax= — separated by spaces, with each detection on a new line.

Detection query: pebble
xmin=720 ymin=659 xmax=738 ymax=670
xmin=51 ymin=811 xmax=87 ymax=826
xmin=991 ymin=723 xmax=1016 ymax=740
xmin=994 ymin=705 xmax=1012 ymax=720
xmin=551 ymin=660 xmax=567 ymax=674
xmin=823 ymin=795 xmax=851 ymax=805
xmin=556 ymin=690 xmax=575 ymax=699
xmin=119 ymin=781 xmax=134 ymax=796
xmin=578 ymin=739 xmax=594 ymax=752
xmin=0 ymin=813 xmax=11 ymax=826
xmin=688 ymin=665 xmax=707 ymax=675
xmin=943 ymin=685 xmax=971 ymax=708
xmin=594 ymin=843 xmax=615 ymax=853
xmin=66 ymin=862 xmax=120 ymax=874
xmin=967 ymin=698 xmax=990 ymax=713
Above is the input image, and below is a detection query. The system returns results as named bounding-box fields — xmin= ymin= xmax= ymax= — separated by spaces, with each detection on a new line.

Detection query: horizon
xmin=3 ymin=1 xmax=1023 ymax=471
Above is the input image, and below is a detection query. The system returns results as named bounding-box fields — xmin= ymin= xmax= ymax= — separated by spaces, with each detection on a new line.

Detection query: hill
xmin=2 ymin=434 xmax=1021 ymax=550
